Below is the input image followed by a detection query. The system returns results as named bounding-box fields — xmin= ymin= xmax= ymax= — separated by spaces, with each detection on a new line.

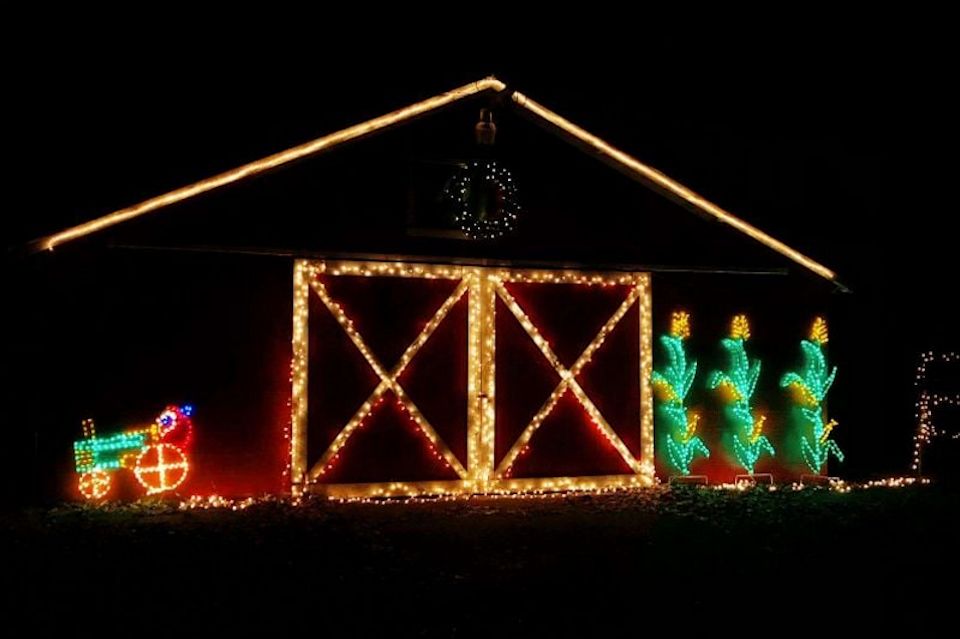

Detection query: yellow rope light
xmin=34 ymin=76 xmax=835 ymax=286
xmin=810 ymin=316 xmax=829 ymax=345
xmin=293 ymin=260 xmax=656 ymax=498
xmin=33 ymin=76 xmax=835 ymax=289
xmin=306 ymin=275 xmax=470 ymax=480
xmin=290 ymin=260 xmax=317 ymax=489
xmin=493 ymin=280 xmax=645 ymax=476
xmin=466 ymin=268 xmax=496 ymax=490
xmin=638 ymin=273 xmax=655 ymax=478
xmin=510 ymin=90 xmax=837 ymax=282
xmin=34 ymin=78 xmax=506 ymax=251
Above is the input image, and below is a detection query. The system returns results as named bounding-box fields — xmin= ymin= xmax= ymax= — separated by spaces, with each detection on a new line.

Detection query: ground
xmin=3 ymin=485 xmax=957 ymax=633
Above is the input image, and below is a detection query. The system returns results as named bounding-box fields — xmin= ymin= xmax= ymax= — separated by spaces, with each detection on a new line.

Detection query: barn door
xmin=291 ymin=260 xmax=653 ymax=498
xmin=487 ymin=270 xmax=654 ymax=491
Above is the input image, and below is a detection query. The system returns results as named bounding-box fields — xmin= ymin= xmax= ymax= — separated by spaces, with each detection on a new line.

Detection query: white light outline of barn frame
xmin=292 ymin=260 xmax=654 ymax=498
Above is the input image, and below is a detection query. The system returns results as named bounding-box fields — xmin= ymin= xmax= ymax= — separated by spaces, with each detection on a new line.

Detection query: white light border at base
xmin=912 ymin=350 xmax=960 ymax=475
xmin=291 ymin=259 xmax=654 ymax=497
xmin=306 ymin=473 xmax=655 ymax=499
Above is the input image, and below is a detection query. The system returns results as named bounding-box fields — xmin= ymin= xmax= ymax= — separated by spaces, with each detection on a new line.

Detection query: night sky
xmin=5 ymin=24 xmax=957 ymax=497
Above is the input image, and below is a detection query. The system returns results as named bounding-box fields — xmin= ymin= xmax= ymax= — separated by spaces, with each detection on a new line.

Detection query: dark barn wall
xmin=495 ymin=281 xmax=644 ymax=478
xmin=307 ymin=273 xmax=469 ymax=484
xmin=7 ymin=249 xmax=291 ymax=504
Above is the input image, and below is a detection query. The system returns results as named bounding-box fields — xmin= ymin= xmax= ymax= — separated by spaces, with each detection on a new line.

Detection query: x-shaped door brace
xmin=307 ymin=276 xmax=470 ymax=481
xmin=290 ymin=260 xmax=654 ymax=493
xmin=493 ymin=280 xmax=645 ymax=477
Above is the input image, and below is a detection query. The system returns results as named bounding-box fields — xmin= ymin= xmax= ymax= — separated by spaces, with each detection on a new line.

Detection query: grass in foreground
xmin=3 ymin=485 xmax=956 ymax=632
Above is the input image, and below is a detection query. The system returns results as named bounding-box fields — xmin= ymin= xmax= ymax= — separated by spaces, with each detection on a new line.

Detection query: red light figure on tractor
xmin=73 ymin=405 xmax=194 ymax=500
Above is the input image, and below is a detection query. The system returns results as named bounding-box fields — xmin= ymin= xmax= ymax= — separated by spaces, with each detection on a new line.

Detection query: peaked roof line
xmin=31 ymin=75 xmax=837 ymax=284
xmin=32 ymin=77 xmax=505 ymax=253
xmin=510 ymin=92 xmax=836 ymax=283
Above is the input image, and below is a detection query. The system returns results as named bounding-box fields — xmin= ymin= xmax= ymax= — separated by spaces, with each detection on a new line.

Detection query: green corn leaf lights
xmin=781 ymin=317 xmax=843 ymax=473
xmin=652 ymin=311 xmax=710 ymax=475
xmin=708 ymin=315 xmax=774 ymax=474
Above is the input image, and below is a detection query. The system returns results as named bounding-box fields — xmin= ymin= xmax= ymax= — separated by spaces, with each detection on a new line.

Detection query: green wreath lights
xmin=707 ymin=315 xmax=775 ymax=474
xmin=781 ymin=317 xmax=843 ymax=474
xmin=445 ymin=160 xmax=520 ymax=240
xmin=652 ymin=311 xmax=710 ymax=475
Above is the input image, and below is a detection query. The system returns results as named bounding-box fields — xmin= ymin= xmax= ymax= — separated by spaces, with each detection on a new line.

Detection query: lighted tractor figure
xmin=73 ymin=405 xmax=194 ymax=500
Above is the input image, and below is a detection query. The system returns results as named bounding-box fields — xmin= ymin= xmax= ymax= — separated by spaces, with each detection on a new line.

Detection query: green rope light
xmin=781 ymin=317 xmax=843 ymax=473
xmin=707 ymin=315 xmax=775 ymax=474
xmin=652 ymin=311 xmax=709 ymax=475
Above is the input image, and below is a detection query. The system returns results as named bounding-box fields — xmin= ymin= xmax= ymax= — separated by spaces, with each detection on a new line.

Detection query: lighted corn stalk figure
xmin=652 ymin=311 xmax=709 ymax=474
xmin=707 ymin=315 xmax=774 ymax=473
xmin=780 ymin=317 xmax=843 ymax=473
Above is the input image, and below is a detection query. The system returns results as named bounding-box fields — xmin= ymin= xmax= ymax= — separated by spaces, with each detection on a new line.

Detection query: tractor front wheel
xmin=78 ymin=471 xmax=111 ymax=500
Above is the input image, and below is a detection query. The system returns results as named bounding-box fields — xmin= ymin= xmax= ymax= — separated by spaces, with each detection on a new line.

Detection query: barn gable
xmin=30 ymin=76 xmax=838 ymax=287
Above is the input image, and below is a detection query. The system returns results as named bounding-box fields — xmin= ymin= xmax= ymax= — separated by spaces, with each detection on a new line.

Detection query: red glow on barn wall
xmin=308 ymin=273 xmax=470 ymax=484
xmin=496 ymin=282 xmax=644 ymax=477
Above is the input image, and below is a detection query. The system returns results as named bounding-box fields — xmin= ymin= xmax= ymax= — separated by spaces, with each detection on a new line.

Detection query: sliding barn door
xmin=488 ymin=270 xmax=653 ymax=491
xmin=291 ymin=260 xmax=653 ymax=497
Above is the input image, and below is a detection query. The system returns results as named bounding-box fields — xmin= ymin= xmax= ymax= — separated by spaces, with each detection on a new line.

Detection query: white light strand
xmin=637 ymin=274 xmax=655 ymax=478
xmin=292 ymin=260 xmax=655 ymax=498
xmin=37 ymin=78 xmax=506 ymax=251
xmin=912 ymin=351 xmax=960 ymax=474
xmin=173 ymin=476 xmax=931 ymax=509
xmin=307 ymin=275 xmax=470 ymax=480
xmin=290 ymin=261 xmax=317 ymax=490
xmin=493 ymin=280 xmax=645 ymax=477
xmin=323 ymin=261 xmax=465 ymax=280
xmin=492 ymin=269 xmax=637 ymax=286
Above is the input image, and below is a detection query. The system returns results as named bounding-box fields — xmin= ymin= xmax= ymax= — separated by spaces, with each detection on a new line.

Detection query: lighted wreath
xmin=444 ymin=160 xmax=520 ymax=240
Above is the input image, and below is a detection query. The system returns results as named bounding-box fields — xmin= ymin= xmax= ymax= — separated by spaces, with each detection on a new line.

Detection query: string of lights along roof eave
xmin=29 ymin=76 xmax=837 ymax=286
xmin=508 ymin=90 xmax=837 ymax=284
xmin=31 ymin=77 xmax=507 ymax=252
